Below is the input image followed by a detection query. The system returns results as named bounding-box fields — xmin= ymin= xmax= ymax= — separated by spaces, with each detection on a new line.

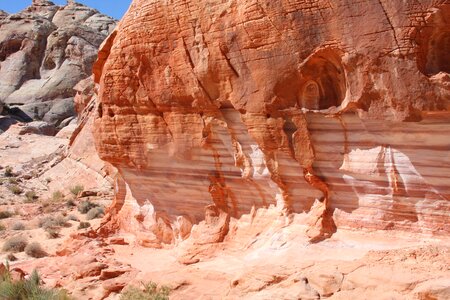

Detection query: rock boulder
xmin=93 ymin=0 xmax=450 ymax=244
xmin=0 ymin=0 xmax=116 ymax=127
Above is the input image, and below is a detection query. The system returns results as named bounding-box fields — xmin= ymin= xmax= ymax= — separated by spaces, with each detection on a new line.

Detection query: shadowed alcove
xmin=298 ymin=48 xmax=346 ymax=110
xmin=423 ymin=31 xmax=450 ymax=75
xmin=415 ymin=5 xmax=450 ymax=75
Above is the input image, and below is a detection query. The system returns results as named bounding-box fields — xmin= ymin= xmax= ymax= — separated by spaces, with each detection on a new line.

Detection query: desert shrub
xmin=0 ymin=223 xmax=5 ymax=231
xmin=24 ymin=190 xmax=37 ymax=203
xmin=38 ymin=216 xmax=54 ymax=229
xmin=78 ymin=222 xmax=90 ymax=230
xmin=0 ymin=268 xmax=71 ymax=299
xmin=11 ymin=222 xmax=25 ymax=231
xmin=120 ymin=282 xmax=170 ymax=300
xmin=6 ymin=253 xmax=17 ymax=261
xmin=25 ymin=242 xmax=47 ymax=258
xmin=86 ymin=207 xmax=104 ymax=220
xmin=39 ymin=215 xmax=68 ymax=229
xmin=41 ymin=201 xmax=55 ymax=214
xmin=45 ymin=228 xmax=60 ymax=239
xmin=78 ymin=201 xmax=98 ymax=214
xmin=0 ymin=211 xmax=13 ymax=219
xmin=8 ymin=185 xmax=23 ymax=195
xmin=54 ymin=214 xmax=68 ymax=227
xmin=30 ymin=170 xmax=39 ymax=178
xmin=52 ymin=191 xmax=64 ymax=202
xmin=65 ymin=199 xmax=76 ymax=207
xmin=70 ymin=185 xmax=84 ymax=196
xmin=8 ymin=178 xmax=18 ymax=184
xmin=67 ymin=214 xmax=79 ymax=222
xmin=4 ymin=166 xmax=13 ymax=177
xmin=2 ymin=236 xmax=28 ymax=252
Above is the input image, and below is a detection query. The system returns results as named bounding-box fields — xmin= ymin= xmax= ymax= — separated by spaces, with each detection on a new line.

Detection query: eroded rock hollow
xmin=93 ymin=0 xmax=450 ymax=245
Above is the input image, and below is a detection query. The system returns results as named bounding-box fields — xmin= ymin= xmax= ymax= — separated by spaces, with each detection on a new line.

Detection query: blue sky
xmin=0 ymin=0 xmax=131 ymax=20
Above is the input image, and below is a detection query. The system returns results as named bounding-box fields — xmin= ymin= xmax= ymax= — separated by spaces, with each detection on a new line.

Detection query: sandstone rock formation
xmin=0 ymin=0 xmax=116 ymax=128
xmin=93 ymin=0 xmax=450 ymax=245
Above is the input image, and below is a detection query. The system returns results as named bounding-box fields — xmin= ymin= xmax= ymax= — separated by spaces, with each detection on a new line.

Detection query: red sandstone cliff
xmin=92 ymin=0 xmax=450 ymax=246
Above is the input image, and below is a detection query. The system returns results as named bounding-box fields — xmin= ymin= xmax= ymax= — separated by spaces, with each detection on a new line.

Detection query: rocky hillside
xmin=0 ymin=0 xmax=115 ymax=130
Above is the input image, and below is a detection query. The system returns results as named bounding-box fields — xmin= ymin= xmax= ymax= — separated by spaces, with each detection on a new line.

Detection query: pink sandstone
xmin=91 ymin=0 xmax=450 ymax=245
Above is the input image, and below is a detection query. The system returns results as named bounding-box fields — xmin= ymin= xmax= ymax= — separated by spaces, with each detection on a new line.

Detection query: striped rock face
xmin=93 ymin=0 xmax=450 ymax=245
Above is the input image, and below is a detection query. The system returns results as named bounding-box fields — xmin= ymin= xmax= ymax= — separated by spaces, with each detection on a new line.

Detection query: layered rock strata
xmin=93 ymin=0 xmax=450 ymax=244
xmin=0 ymin=0 xmax=116 ymax=127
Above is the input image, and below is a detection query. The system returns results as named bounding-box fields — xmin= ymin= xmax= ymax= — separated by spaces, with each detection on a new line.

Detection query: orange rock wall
xmin=93 ymin=0 xmax=450 ymax=242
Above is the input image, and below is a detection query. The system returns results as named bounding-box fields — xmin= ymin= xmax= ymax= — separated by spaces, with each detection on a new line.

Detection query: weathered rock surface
xmin=0 ymin=1 xmax=448 ymax=299
xmin=0 ymin=0 xmax=116 ymax=127
xmin=93 ymin=0 xmax=450 ymax=245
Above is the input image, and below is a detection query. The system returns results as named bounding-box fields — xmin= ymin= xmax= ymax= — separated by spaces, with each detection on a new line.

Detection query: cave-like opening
xmin=298 ymin=49 xmax=346 ymax=110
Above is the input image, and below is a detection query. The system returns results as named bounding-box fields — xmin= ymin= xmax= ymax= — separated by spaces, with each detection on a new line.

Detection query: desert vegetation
xmin=25 ymin=242 xmax=47 ymax=258
xmin=39 ymin=214 xmax=69 ymax=229
xmin=70 ymin=185 xmax=84 ymax=197
xmin=120 ymin=282 xmax=170 ymax=300
xmin=52 ymin=191 xmax=65 ymax=202
xmin=78 ymin=200 xmax=99 ymax=214
xmin=8 ymin=185 xmax=22 ymax=195
xmin=0 ymin=211 xmax=13 ymax=219
xmin=3 ymin=166 xmax=13 ymax=177
xmin=11 ymin=222 xmax=25 ymax=231
xmin=0 ymin=267 xmax=70 ymax=299
xmin=78 ymin=222 xmax=91 ymax=230
xmin=2 ymin=236 xmax=28 ymax=253
xmin=86 ymin=207 xmax=105 ymax=220
xmin=24 ymin=190 xmax=37 ymax=203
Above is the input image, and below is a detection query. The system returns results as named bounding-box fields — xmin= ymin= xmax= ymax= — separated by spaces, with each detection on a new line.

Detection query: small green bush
xmin=25 ymin=242 xmax=47 ymax=258
xmin=2 ymin=236 xmax=28 ymax=252
xmin=8 ymin=185 xmax=23 ymax=195
xmin=11 ymin=222 xmax=25 ymax=231
xmin=120 ymin=282 xmax=170 ymax=300
xmin=86 ymin=207 xmax=104 ymax=220
xmin=24 ymin=191 xmax=37 ymax=203
xmin=0 ymin=211 xmax=13 ymax=219
xmin=4 ymin=166 xmax=13 ymax=177
xmin=78 ymin=222 xmax=90 ymax=230
xmin=0 ymin=268 xmax=71 ymax=299
xmin=70 ymin=185 xmax=84 ymax=196
xmin=78 ymin=201 xmax=98 ymax=214
xmin=52 ymin=191 xmax=64 ymax=202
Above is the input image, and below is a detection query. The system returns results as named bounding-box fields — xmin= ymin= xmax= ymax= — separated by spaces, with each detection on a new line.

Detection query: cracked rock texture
xmin=0 ymin=0 xmax=116 ymax=127
xmin=93 ymin=0 xmax=450 ymax=245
